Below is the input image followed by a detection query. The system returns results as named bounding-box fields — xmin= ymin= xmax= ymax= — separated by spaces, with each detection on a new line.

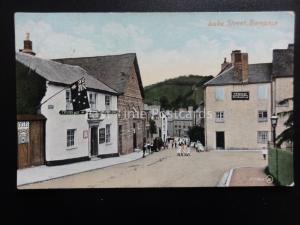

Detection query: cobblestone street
xmin=19 ymin=148 xmax=268 ymax=188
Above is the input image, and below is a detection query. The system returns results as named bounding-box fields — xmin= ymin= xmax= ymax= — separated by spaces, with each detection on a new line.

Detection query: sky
xmin=15 ymin=12 xmax=294 ymax=86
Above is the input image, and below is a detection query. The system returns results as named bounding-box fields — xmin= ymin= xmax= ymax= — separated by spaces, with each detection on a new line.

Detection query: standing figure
xmin=177 ymin=143 xmax=181 ymax=156
xmin=147 ymin=142 xmax=151 ymax=154
xmin=143 ymin=142 xmax=147 ymax=158
xmin=186 ymin=144 xmax=191 ymax=156
xmin=262 ymin=148 xmax=267 ymax=160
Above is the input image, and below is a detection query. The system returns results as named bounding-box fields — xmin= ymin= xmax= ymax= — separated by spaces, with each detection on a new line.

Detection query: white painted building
xmin=16 ymin=52 xmax=119 ymax=165
xmin=160 ymin=111 xmax=168 ymax=142
xmin=144 ymin=104 xmax=168 ymax=142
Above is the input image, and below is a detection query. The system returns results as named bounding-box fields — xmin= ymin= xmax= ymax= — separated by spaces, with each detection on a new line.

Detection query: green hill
xmin=144 ymin=74 xmax=214 ymax=110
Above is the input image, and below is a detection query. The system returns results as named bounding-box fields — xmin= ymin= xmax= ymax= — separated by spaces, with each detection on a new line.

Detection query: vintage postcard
xmin=15 ymin=12 xmax=294 ymax=188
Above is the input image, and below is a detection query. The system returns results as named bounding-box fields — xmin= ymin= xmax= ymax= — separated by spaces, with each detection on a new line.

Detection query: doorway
xmin=216 ymin=131 xmax=225 ymax=149
xmin=90 ymin=126 xmax=98 ymax=156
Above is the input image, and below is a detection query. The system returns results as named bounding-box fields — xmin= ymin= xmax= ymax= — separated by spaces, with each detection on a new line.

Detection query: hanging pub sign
xmin=17 ymin=121 xmax=29 ymax=144
xmin=232 ymin=91 xmax=249 ymax=100
xmin=59 ymin=110 xmax=86 ymax=115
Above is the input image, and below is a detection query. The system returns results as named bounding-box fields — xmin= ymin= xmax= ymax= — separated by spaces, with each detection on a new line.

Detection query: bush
xmin=187 ymin=126 xmax=205 ymax=144
xmin=268 ymin=148 xmax=294 ymax=186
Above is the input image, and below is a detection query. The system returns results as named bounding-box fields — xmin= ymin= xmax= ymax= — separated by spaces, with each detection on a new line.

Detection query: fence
xmin=17 ymin=114 xmax=46 ymax=169
xmin=268 ymin=148 xmax=294 ymax=186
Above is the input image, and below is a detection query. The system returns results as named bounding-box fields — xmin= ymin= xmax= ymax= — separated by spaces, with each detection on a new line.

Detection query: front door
xmin=91 ymin=127 xmax=98 ymax=156
xmin=216 ymin=131 xmax=225 ymax=149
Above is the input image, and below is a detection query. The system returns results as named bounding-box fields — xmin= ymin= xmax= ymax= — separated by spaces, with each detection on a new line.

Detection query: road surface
xmin=19 ymin=148 xmax=267 ymax=188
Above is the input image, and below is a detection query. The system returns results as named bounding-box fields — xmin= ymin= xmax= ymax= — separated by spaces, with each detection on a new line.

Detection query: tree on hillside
xmin=159 ymin=95 xmax=170 ymax=110
xmin=187 ymin=125 xmax=205 ymax=144
xmin=171 ymin=95 xmax=184 ymax=109
xmin=276 ymin=97 xmax=294 ymax=148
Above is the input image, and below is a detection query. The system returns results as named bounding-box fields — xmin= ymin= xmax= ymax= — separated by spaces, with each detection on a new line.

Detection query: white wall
xmin=41 ymin=83 xmax=118 ymax=162
xmin=161 ymin=113 xmax=168 ymax=142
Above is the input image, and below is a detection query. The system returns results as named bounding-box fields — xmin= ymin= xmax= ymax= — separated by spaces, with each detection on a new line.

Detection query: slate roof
xmin=204 ymin=63 xmax=272 ymax=86
xmin=54 ymin=53 xmax=144 ymax=97
xmin=16 ymin=52 xmax=117 ymax=94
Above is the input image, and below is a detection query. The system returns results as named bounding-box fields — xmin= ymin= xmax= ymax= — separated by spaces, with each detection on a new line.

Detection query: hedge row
xmin=268 ymin=148 xmax=294 ymax=186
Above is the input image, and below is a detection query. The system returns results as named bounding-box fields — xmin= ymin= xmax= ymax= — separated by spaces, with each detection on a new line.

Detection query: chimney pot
xmin=19 ymin=33 xmax=36 ymax=56
xmin=221 ymin=57 xmax=230 ymax=71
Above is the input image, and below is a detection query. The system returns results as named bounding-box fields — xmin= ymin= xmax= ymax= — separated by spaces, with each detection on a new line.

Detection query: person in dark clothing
xmin=147 ymin=143 xmax=151 ymax=154
xmin=143 ymin=143 xmax=147 ymax=158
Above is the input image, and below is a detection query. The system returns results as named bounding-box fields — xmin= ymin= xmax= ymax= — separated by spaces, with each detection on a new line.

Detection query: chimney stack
xmin=221 ymin=57 xmax=230 ymax=71
xmin=231 ymin=50 xmax=248 ymax=82
xmin=19 ymin=33 xmax=36 ymax=56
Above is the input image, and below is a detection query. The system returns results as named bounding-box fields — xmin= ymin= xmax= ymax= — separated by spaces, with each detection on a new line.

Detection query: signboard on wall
xmin=232 ymin=92 xmax=249 ymax=100
xmin=17 ymin=121 xmax=29 ymax=144
xmin=59 ymin=110 xmax=86 ymax=115
xmin=83 ymin=130 xmax=88 ymax=139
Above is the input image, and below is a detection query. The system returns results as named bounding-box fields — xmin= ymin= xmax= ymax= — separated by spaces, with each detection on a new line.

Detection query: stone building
xmin=55 ymin=53 xmax=145 ymax=155
xmin=167 ymin=107 xmax=194 ymax=138
xmin=204 ymin=44 xmax=293 ymax=150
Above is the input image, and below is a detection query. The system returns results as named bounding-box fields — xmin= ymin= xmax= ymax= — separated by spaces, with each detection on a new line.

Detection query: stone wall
xmin=118 ymin=65 xmax=145 ymax=155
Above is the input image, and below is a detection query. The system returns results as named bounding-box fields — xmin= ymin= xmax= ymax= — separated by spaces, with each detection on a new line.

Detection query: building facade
xmin=204 ymin=45 xmax=294 ymax=150
xmin=167 ymin=107 xmax=194 ymax=138
xmin=145 ymin=105 xmax=168 ymax=142
xmin=16 ymin=52 xmax=119 ymax=165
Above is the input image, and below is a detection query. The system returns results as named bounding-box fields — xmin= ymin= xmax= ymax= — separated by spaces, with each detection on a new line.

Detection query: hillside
xmin=144 ymin=74 xmax=214 ymax=110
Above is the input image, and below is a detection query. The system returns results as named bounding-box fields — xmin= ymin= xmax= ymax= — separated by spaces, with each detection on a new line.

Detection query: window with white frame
xmin=257 ymin=131 xmax=268 ymax=144
xmin=105 ymin=124 xmax=111 ymax=143
xmin=67 ymin=129 xmax=76 ymax=147
xmin=215 ymin=87 xmax=225 ymax=101
xmin=89 ymin=93 xmax=96 ymax=110
xmin=66 ymin=90 xmax=73 ymax=110
xmin=257 ymin=84 xmax=268 ymax=100
xmin=215 ymin=111 xmax=224 ymax=123
xmin=258 ymin=110 xmax=268 ymax=122
xmin=105 ymin=95 xmax=111 ymax=109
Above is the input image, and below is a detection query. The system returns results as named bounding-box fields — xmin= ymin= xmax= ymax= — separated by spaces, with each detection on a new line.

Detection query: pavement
xmin=17 ymin=149 xmax=149 ymax=186
xmin=18 ymin=148 xmax=268 ymax=189
xmin=229 ymin=166 xmax=274 ymax=186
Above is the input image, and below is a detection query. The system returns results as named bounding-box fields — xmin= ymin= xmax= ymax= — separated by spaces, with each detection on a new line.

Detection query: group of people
xmin=142 ymin=139 xmax=168 ymax=158
xmin=176 ymin=141 xmax=191 ymax=156
xmin=170 ymin=139 xmax=191 ymax=156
